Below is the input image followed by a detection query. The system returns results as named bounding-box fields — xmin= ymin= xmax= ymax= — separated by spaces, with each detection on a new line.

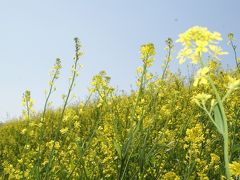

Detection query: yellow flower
xmin=210 ymin=153 xmax=220 ymax=164
xmin=146 ymin=73 xmax=153 ymax=80
xmin=227 ymin=76 xmax=240 ymax=90
xmin=177 ymin=48 xmax=192 ymax=64
xmin=229 ymin=161 xmax=240 ymax=176
xmin=55 ymin=141 xmax=60 ymax=149
xmin=140 ymin=43 xmax=155 ymax=59
xmin=17 ymin=159 xmax=23 ymax=164
xmin=24 ymin=144 xmax=30 ymax=150
xmin=195 ymin=40 xmax=208 ymax=53
xmin=162 ymin=172 xmax=180 ymax=180
xmin=60 ymin=127 xmax=69 ymax=134
xmin=74 ymin=121 xmax=80 ymax=129
xmin=140 ymin=43 xmax=155 ymax=67
xmin=193 ymin=67 xmax=209 ymax=87
xmin=209 ymin=45 xmax=228 ymax=58
xmin=185 ymin=123 xmax=205 ymax=143
xmin=20 ymin=128 xmax=27 ymax=135
xmin=177 ymin=26 xmax=227 ymax=64
xmin=136 ymin=66 xmax=144 ymax=74
xmin=192 ymin=93 xmax=212 ymax=107
xmin=208 ymin=60 xmax=219 ymax=70
xmin=46 ymin=140 xmax=54 ymax=149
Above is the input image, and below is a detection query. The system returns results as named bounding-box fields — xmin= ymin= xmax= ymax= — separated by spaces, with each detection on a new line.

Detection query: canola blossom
xmin=192 ymin=93 xmax=212 ymax=107
xmin=176 ymin=26 xmax=228 ymax=64
xmin=193 ymin=67 xmax=210 ymax=87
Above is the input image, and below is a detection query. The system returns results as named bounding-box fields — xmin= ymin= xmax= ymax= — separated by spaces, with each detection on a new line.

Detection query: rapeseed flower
xmin=177 ymin=26 xmax=227 ymax=64
xmin=192 ymin=93 xmax=212 ymax=107
xmin=162 ymin=172 xmax=180 ymax=180
xmin=20 ymin=128 xmax=27 ymax=135
xmin=140 ymin=43 xmax=155 ymax=67
xmin=60 ymin=127 xmax=69 ymax=134
xmin=193 ymin=67 xmax=209 ymax=86
xmin=229 ymin=161 xmax=240 ymax=176
xmin=227 ymin=76 xmax=240 ymax=90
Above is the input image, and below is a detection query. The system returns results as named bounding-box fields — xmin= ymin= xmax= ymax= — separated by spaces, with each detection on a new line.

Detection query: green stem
xmin=119 ymin=55 xmax=149 ymax=179
xmin=34 ymin=65 xmax=59 ymax=179
xmin=207 ymin=74 xmax=230 ymax=180
xmin=161 ymin=44 xmax=172 ymax=80
xmin=223 ymin=135 xmax=230 ymax=179
xmin=230 ymin=40 xmax=240 ymax=71
xmin=199 ymin=58 xmax=231 ymax=179
xmin=44 ymin=39 xmax=81 ymax=179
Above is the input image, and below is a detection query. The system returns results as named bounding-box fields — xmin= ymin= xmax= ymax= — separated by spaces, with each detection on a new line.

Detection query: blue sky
xmin=1 ymin=0 xmax=240 ymax=121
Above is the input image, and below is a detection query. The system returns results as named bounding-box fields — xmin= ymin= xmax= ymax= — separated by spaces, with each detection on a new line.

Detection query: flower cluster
xmin=177 ymin=26 xmax=227 ymax=64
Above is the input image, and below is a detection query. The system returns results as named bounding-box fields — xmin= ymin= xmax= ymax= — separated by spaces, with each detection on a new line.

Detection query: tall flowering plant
xmin=177 ymin=26 xmax=240 ymax=179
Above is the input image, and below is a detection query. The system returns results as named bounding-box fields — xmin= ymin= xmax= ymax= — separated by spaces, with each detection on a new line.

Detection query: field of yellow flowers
xmin=0 ymin=26 xmax=240 ymax=179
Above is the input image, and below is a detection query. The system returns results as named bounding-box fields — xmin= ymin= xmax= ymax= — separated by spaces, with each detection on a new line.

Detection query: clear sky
xmin=1 ymin=0 xmax=240 ymax=121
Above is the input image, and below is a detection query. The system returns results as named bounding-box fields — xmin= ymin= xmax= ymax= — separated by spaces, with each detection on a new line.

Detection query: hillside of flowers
xmin=0 ymin=26 xmax=240 ymax=179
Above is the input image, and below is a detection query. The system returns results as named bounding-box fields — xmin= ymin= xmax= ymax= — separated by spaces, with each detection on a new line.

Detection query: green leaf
xmin=232 ymin=144 xmax=240 ymax=154
xmin=213 ymin=104 xmax=225 ymax=135
xmin=113 ymin=140 xmax=122 ymax=158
